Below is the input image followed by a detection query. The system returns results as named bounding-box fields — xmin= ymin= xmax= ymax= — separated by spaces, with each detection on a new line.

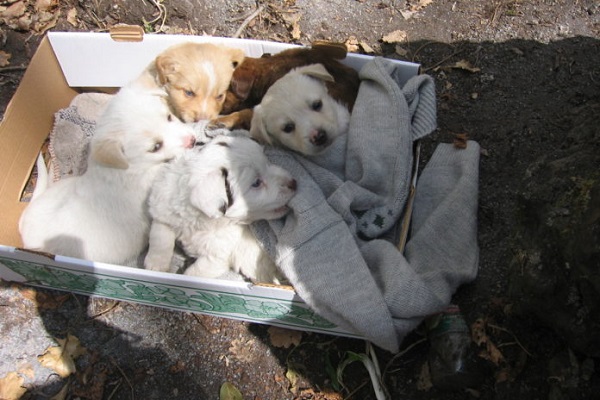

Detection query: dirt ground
xmin=1 ymin=0 xmax=599 ymax=399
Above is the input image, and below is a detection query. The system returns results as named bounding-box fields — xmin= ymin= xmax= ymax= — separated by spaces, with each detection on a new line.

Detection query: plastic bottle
xmin=427 ymin=305 xmax=483 ymax=390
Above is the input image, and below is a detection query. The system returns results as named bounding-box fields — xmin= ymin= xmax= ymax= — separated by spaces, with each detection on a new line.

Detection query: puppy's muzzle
xmin=310 ymin=129 xmax=328 ymax=147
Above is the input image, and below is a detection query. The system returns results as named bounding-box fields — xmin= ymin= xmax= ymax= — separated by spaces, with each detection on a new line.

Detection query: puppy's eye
xmin=282 ymin=122 xmax=295 ymax=134
xmin=183 ymin=89 xmax=195 ymax=98
xmin=167 ymin=114 xmax=173 ymax=122
xmin=150 ymin=141 xmax=163 ymax=153
xmin=216 ymin=93 xmax=225 ymax=101
xmin=311 ymin=100 xmax=323 ymax=112
xmin=251 ymin=178 xmax=263 ymax=188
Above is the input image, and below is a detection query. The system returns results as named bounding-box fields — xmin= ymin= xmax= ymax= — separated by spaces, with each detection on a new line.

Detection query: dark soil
xmin=1 ymin=1 xmax=599 ymax=399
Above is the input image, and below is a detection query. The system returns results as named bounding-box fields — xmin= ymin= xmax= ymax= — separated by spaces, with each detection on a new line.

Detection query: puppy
xmin=144 ymin=135 xmax=297 ymax=283
xmin=133 ymin=42 xmax=245 ymax=122
xmin=209 ymin=46 xmax=360 ymax=130
xmin=19 ymin=86 xmax=196 ymax=266
xmin=249 ymin=64 xmax=351 ymax=156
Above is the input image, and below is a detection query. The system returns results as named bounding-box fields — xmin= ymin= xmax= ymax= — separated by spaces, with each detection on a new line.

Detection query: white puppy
xmin=144 ymin=135 xmax=297 ymax=283
xmin=19 ymin=86 xmax=196 ymax=266
xmin=249 ymin=63 xmax=350 ymax=156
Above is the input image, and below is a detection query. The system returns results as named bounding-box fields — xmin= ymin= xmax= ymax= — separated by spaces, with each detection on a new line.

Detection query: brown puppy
xmin=133 ymin=42 xmax=245 ymax=123
xmin=209 ymin=44 xmax=360 ymax=130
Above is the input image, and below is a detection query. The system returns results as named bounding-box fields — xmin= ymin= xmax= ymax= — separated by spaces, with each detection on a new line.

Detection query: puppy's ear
xmin=189 ymin=168 xmax=230 ymax=218
xmin=249 ymin=105 xmax=273 ymax=146
xmin=227 ymin=48 xmax=245 ymax=69
xmin=230 ymin=69 xmax=255 ymax=101
xmin=155 ymin=54 xmax=180 ymax=85
xmin=91 ymin=136 xmax=129 ymax=169
xmin=296 ymin=63 xmax=335 ymax=83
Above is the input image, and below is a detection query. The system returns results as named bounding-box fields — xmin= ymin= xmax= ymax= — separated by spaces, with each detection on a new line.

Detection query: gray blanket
xmin=252 ymin=57 xmax=480 ymax=353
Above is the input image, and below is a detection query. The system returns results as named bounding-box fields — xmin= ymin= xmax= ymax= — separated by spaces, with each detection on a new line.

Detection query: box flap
xmin=47 ymin=32 xmax=420 ymax=88
xmin=0 ymin=36 xmax=76 ymax=247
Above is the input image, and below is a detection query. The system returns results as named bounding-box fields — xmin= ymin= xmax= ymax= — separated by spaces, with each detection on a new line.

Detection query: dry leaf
xmin=382 ymin=30 xmax=407 ymax=44
xmin=0 ymin=1 xmax=26 ymax=20
xmin=267 ymin=326 xmax=302 ymax=349
xmin=0 ymin=372 xmax=27 ymax=400
xmin=0 ymin=50 xmax=12 ymax=67
xmin=451 ymin=59 xmax=481 ymax=73
xmin=285 ymin=366 xmax=300 ymax=394
xmin=66 ymin=7 xmax=78 ymax=27
xmin=219 ymin=382 xmax=243 ymax=400
xmin=38 ymin=334 xmax=87 ymax=378
xmin=400 ymin=10 xmax=416 ymax=19
xmin=409 ymin=0 xmax=433 ymax=11
xmin=290 ymin=20 xmax=301 ymax=40
xmin=345 ymin=37 xmax=359 ymax=53
xmin=453 ymin=133 xmax=469 ymax=149
xmin=360 ymin=41 xmax=374 ymax=54
xmin=416 ymin=361 xmax=433 ymax=391
xmin=35 ymin=0 xmax=58 ymax=12
xmin=395 ymin=44 xmax=408 ymax=57
xmin=471 ymin=318 xmax=487 ymax=345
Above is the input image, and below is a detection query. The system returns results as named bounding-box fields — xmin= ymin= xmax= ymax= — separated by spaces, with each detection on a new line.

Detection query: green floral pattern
xmin=0 ymin=257 xmax=336 ymax=330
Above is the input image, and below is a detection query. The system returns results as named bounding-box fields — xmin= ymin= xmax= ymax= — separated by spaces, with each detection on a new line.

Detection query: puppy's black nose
xmin=288 ymin=179 xmax=297 ymax=191
xmin=311 ymin=130 xmax=328 ymax=146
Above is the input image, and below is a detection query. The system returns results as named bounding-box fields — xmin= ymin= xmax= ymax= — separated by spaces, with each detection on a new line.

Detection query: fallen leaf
xmin=409 ymin=0 xmax=433 ymax=11
xmin=0 ymin=50 xmax=10 ymax=67
xmin=395 ymin=44 xmax=408 ymax=56
xmin=345 ymin=36 xmax=359 ymax=53
xmin=282 ymin=12 xmax=302 ymax=40
xmin=268 ymin=326 xmax=302 ymax=349
xmin=38 ymin=334 xmax=87 ymax=378
xmin=66 ymin=7 xmax=78 ymax=27
xmin=219 ymin=382 xmax=243 ymax=400
xmin=400 ymin=10 xmax=416 ymax=19
xmin=0 ymin=372 xmax=27 ymax=400
xmin=16 ymin=14 xmax=32 ymax=30
xmin=33 ymin=9 xmax=60 ymax=35
xmin=285 ymin=365 xmax=301 ymax=394
xmin=453 ymin=133 xmax=469 ymax=149
xmin=382 ymin=29 xmax=407 ymax=44
xmin=416 ymin=361 xmax=433 ymax=391
xmin=360 ymin=41 xmax=375 ymax=54
xmin=0 ymin=0 xmax=26 ymax=20
xmin=35 ymin=0 xmax=58 ymax=12
xmin=451 ymin=59 xmax=481 ymax=73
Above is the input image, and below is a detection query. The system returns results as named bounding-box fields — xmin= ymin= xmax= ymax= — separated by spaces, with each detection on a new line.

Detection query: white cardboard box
xmin=0 ymin=31 xmax=419 ymax=338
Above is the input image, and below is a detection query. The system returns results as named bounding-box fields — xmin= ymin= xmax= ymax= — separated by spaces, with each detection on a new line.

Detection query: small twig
xmin=143 ymin=0 xmax=168 ymax=32
xmin=111 ymin=359 xmax=134 ymax=399
xmin=487 ymin=323 xmax=532 ymax=357
xmin=88 ymin=300 xmax=121 ymax=320
xmin=0 ymin=65 xmax=27 ymax=73
xmin=421 ymin=49 xmax=466 ymax=73
xmin=343 ymin=380 xmax=368 ymax=400
xmin=382 ymin=337 xmax=427 ymax=377
xmin=106 ymin=379 xmax=123 ymax=400
xmin=233 ymin=4 xmax=265 ymax=38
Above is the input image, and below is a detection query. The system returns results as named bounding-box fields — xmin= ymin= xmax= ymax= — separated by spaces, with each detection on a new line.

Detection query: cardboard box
xmin=0 ymin=31 xmax=420 ymax=338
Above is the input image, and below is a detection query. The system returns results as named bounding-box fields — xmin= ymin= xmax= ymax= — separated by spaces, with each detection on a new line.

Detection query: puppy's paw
xmin=207 ymin=116 xmax=236 ymax=131
xmin=184 ymin=258 xmax=230 ymax=279
xmin=144 ymin=254 xmax=174 ymax=273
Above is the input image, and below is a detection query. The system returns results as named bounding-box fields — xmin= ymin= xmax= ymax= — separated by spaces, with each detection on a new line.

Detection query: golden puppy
xmin=133 ymin=42 xmax=245 ymax=122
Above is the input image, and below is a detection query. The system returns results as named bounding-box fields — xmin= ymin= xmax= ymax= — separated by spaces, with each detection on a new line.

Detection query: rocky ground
xmin=0 ymin=1 xmax=599 ymax=399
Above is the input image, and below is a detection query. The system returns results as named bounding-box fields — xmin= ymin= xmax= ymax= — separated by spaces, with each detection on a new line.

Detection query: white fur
xmin=19 ymin=85 xmax=196 ymax=266
xmin=250 ymin=63 xmax=350 ymax=156
xmin=144 ymin=135 xmax=297 ymax=283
